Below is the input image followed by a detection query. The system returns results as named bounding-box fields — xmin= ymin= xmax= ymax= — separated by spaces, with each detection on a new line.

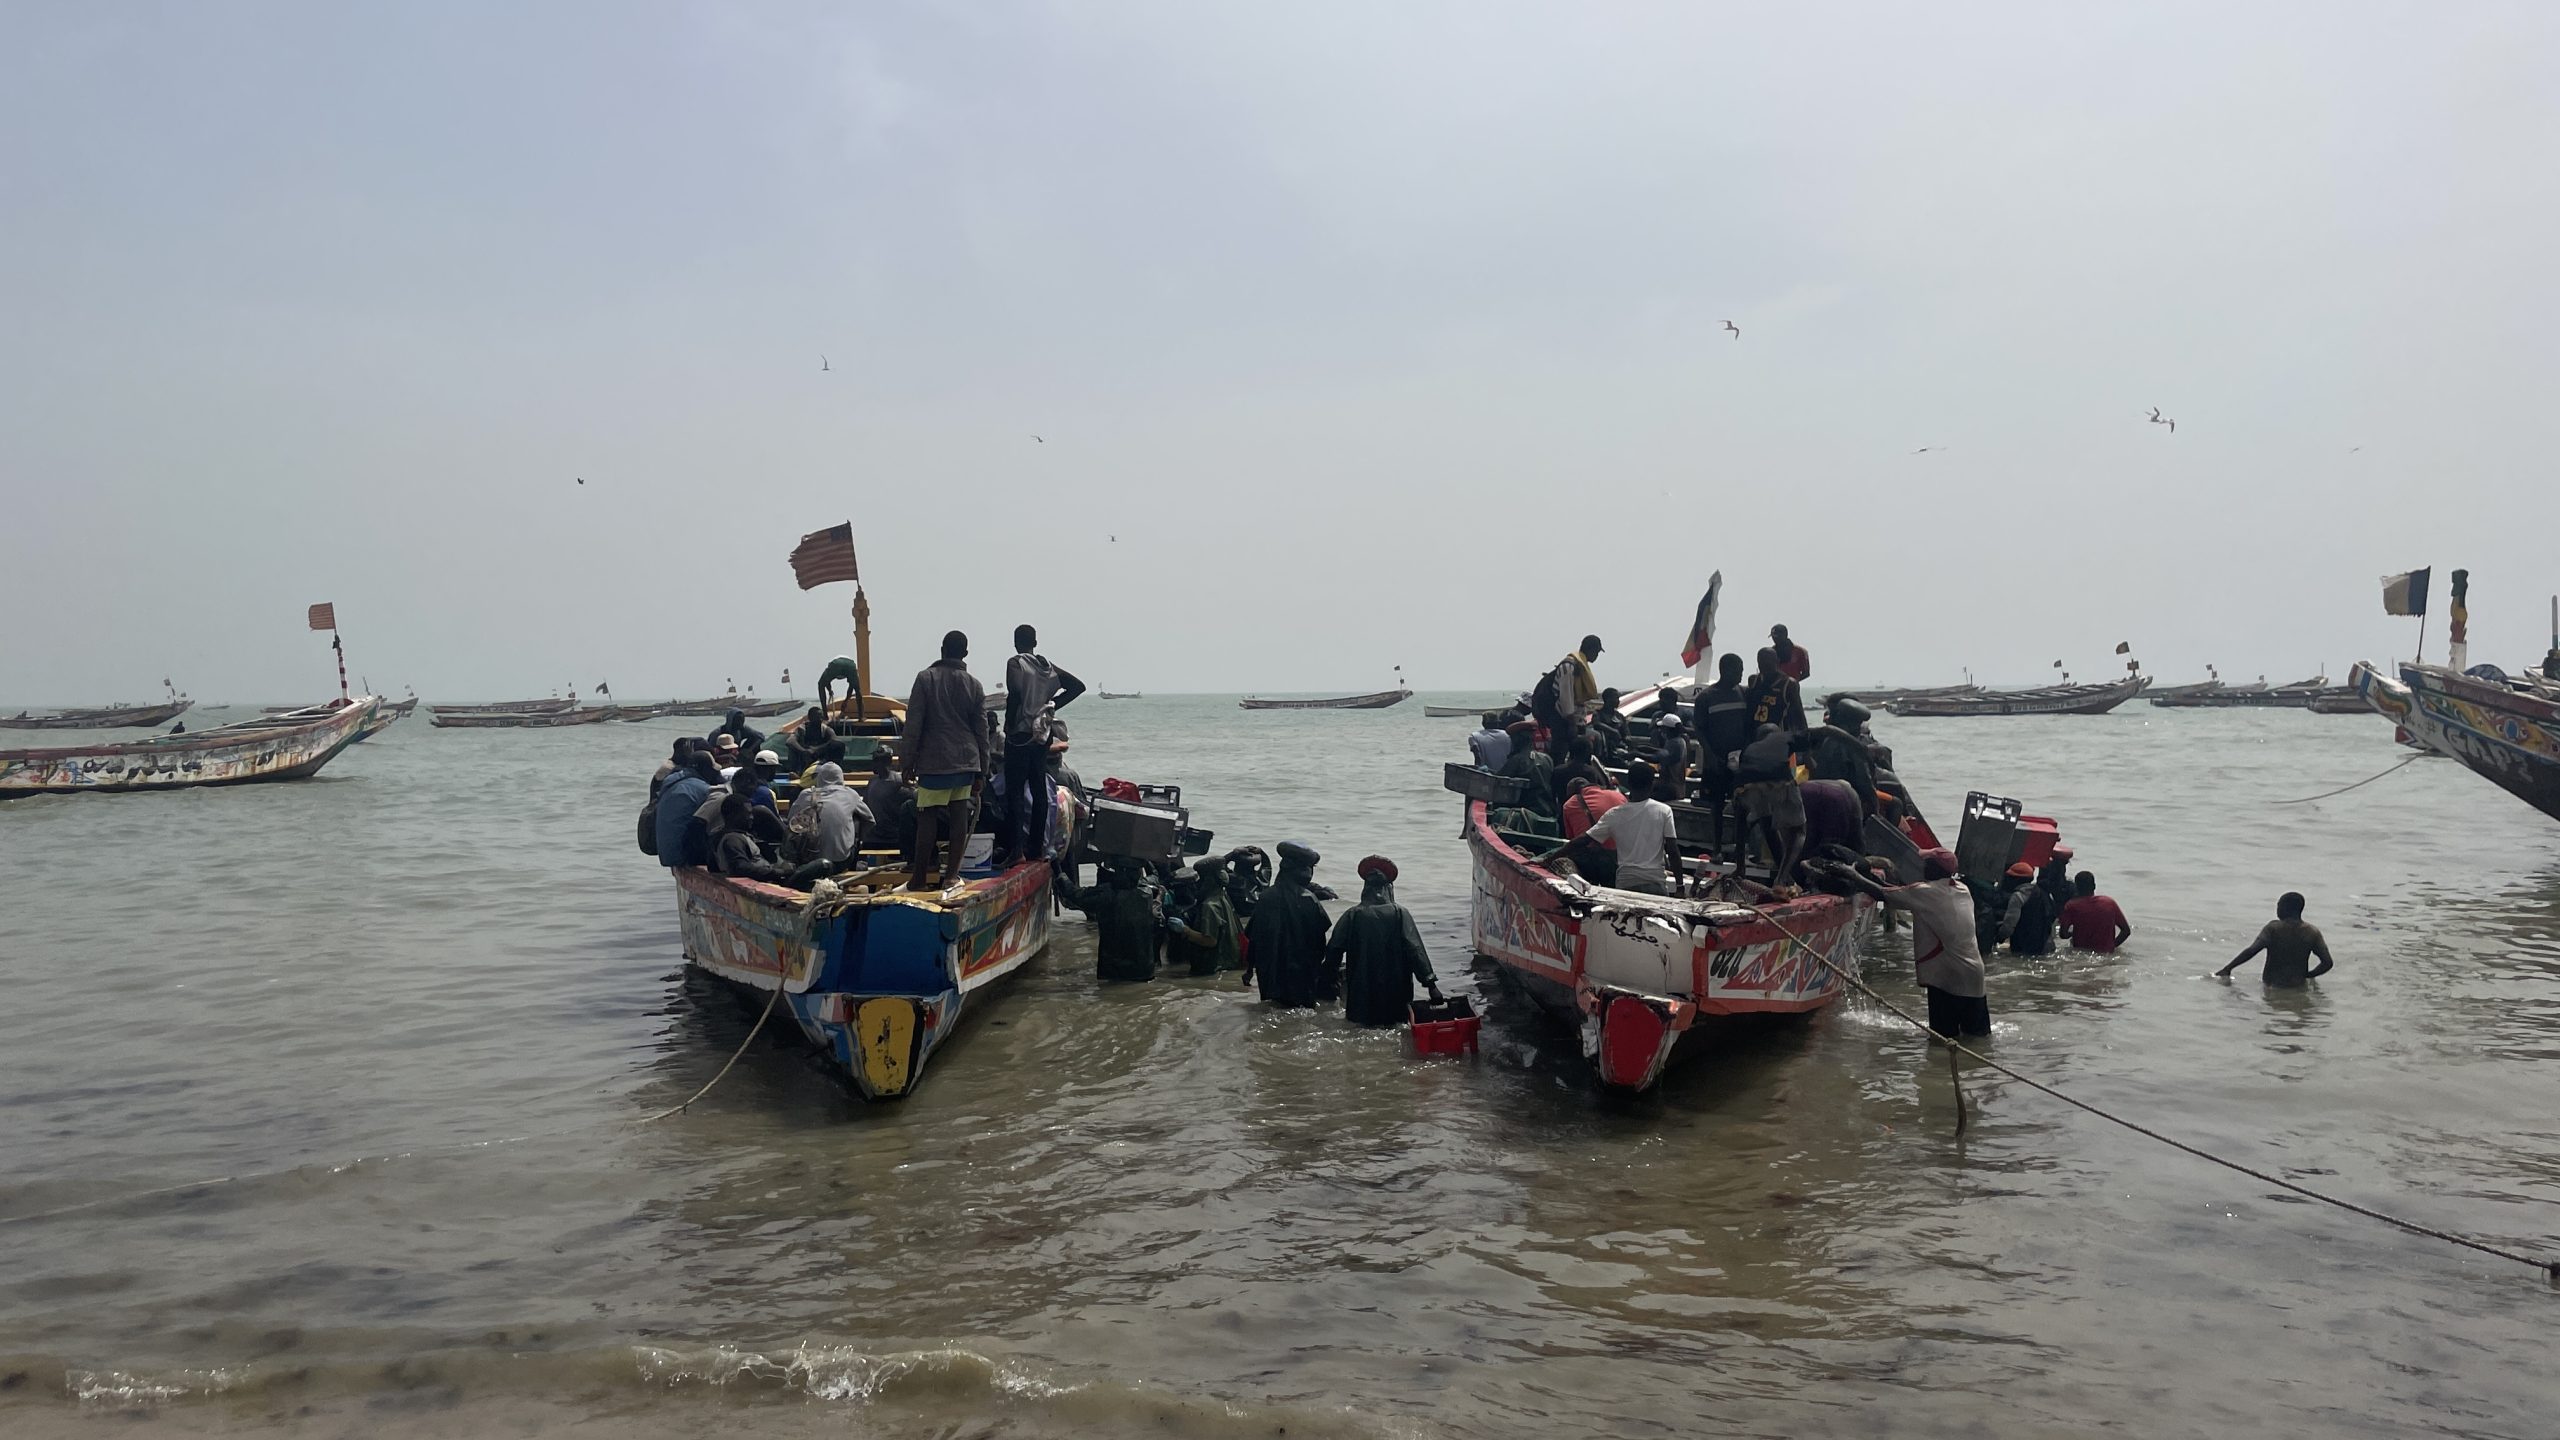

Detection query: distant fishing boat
xmin=2149 ymin=674 xmax=2332 ymax=708
xmin=2304 ymin=689 xmax=2374 ymax=714
xmin=0 ymin=695 xmax=193 ymax=731
xmin=1823 ymin=682 xmax=1979 ymax=706
xmin=428 ymin=698 xmax=576 ymax=715
xmin=2350 ymin=660 xmax=2560 ymax=824
xmin=1889 ymin=675 xmax=2149 ymax=717
xmin=429 ymin=705 xmax=625 ymax=729
xmin=1240 ymin=669 xmax=1412 ymax=711
xmin=1097 ymin=691 xmax=1142 ymax=700
xmin=2 ymin=698 xmax=375 ymax=796
xmin=1422 ymin=705 xmax=1484 ymax=718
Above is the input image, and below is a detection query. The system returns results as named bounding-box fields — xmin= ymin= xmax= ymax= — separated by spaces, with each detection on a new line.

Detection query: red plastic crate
xmin=1410 ymin=996 xmax=1481 ymax=1057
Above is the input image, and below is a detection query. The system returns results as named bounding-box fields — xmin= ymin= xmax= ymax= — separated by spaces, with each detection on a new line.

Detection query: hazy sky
xmin=6 ymin=2 xmax=2556 ymax=703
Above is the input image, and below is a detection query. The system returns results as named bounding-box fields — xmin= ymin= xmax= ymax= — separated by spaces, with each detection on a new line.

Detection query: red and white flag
xmin=307 ymin=602 xmax=336 ymax=631
xmin=789 ymin=523 xmax=860 ymax=590
xmin=1678 ymin=571 xmax=1722 ymax=668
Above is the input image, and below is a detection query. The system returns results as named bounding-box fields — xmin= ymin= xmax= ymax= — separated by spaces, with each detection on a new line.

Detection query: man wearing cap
xmin=1649 ymin=709 xmax=1696 ymax=803
xmin=1244 ymin=841 xmax=1332 ymax=1007
xmin=2001 ymin=861 xmax=2058 ymax=956
xmin=2036 ymin=847 xmax=2076 ymax=919
xmin=1825 ymin=848 xmax=1991 ymax=1039
xmin=1323 ymin=856 xmax=1443 ymax=1026
xmin=1165 ymin=855 xmax=1243 ymax=976
xmin=1765 ymin=624 xmax=1811 ymax=682
xmin=1533 ymin=635 xmax=1605 ymax=759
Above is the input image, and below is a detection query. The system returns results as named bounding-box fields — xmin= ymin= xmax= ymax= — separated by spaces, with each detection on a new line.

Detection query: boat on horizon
xmin=2 ymin=698 xmax=376 ymax=796
xmin=250 ymin=695 xmax=415 ymax=742
xmin=1422 ymin=704 xmax=1485 ymax=717
xmin=2349 ymin=660 xmax=2560 ymax=824
xmin=1824 ymin=682 xmax=1980 ymax=706
xmin=1097 ymin=691 xmax=1142 ymax=700
xmin=0 ymin=690 xmax=193 ymax=731
xmin=1241 ymin=669 xmax=1412 ymax=711
xmin=1889 ymin=674 xmax=2150 ymax=716
xmin=430 ymin=705 xmax=627 ymax=729
xmin=428 ymin=697 xmax=577 ymax=715
xmin=2150 ymin=674 xmax=2332 ymax=708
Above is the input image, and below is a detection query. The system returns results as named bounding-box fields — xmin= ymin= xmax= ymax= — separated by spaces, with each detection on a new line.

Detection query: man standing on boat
xmin=996 ymin=625 xmax=1085 ymax=867
xmin=1695 ymin=653 xmax=1754 ymax=865
xmin=1765 ymin=624 xmax=1811 ymax=682
xmin=1532 ymin=635 xmax=1605 ymax=758
xmin=1746 ymin=647 xmax=1807 ymax=732
xmin=1824 ymin=849 xmax=1991 ymax=1040
xmin=1244 ymin=841 xmax=1332 ymax=1007
xmin=900 ymin=630 xmax=990 ymax=891
xmin=1324 ymin=856 xmax=1442 ymax=1025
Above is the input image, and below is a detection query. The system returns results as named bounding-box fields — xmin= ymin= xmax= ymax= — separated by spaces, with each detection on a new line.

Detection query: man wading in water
xmin=2217 ymin=892 xmax=2335 ymax=987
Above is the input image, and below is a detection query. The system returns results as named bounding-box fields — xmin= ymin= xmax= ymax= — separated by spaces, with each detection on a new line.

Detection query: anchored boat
xmin=1890 ymin=675 xmax=2149 ymax=716
xmin=1 ymin=698 xmax=376 ymax=796
xmin=2349 ymin=661 xmax=2560 ymax=823
xmin=0 ymin=696 xmax=193 ymax=731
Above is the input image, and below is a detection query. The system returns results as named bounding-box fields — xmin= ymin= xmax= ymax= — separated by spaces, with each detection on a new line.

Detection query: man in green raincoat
xmin=1165 ymin=856 xmax=1243 ymax=975
xmin=1323 ymin=855 xmax=1443 ymax=1026
xmin=1069 ymin=857 xmax=1162 ymax=982
xmin=1243 ymin=841 xmax=1330 ymax=1007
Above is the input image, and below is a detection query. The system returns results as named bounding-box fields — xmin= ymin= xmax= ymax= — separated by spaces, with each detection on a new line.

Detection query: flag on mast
xmin=307 ymin=602 xmax=336 ymax=631
xmin=2381 ymin=568 xmax=2431 ymax=617
xmin=1679 ymin=572 xmax=1723 ymax=668
xmin=789 ymin=523 xmax=860 ymax=590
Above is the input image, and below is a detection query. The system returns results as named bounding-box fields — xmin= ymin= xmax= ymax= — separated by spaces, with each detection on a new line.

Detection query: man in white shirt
xmin=1468 ymin=712 xmax=1513 ymax=772
xmin=1563 ymin=761 xmax=1679 ymax=896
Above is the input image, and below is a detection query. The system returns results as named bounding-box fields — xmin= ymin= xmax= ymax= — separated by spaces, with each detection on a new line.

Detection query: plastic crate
xmin=1410 ymin=995 xmax=1481 ymax=1057
xmin=1444 ymin=762 xmax=1533 ymax=806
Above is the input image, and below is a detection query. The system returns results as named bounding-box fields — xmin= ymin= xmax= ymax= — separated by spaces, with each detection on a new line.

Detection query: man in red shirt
xmin=2057 ymin=871 xmax=2132 ymax=953
xmin=1765 ymin=624 xmax=1811 ymax=682
xmin=1560 ymin=776 xmax=1625 ymax=841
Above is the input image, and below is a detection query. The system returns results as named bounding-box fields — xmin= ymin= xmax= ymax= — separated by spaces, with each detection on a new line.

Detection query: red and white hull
xmin=1464 ymin=799 xmax=1859 ymax=1092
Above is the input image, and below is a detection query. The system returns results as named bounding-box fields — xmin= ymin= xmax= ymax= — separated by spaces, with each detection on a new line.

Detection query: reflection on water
xmin=2 ymin=700 xmax=2557 ymax=1438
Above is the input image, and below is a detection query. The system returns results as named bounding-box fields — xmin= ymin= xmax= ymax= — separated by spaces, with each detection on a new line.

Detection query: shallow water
xmin=2 ymin=696 xmax=2554 ymax=1437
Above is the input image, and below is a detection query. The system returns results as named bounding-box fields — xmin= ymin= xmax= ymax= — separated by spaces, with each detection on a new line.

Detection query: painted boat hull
xmin=0 ymin=698 xmax=375 ymax=795
xmin=428 ymin=706 xmax=625 ymax=728
xmin=428 ymin=699 xmax=576 ymax=714
xmin=0 ymin=699 xmax=194 ymax=731
xmin=1239 ymin=689 xmax=1412 ymax=710
xmin=2349 ymin=661 xmax=2560 ymax=823
xmin=1464 ymin=799 xmax=1856 ymax=1092
xmin=674 ymin=861 xmax=1055 ymax=1100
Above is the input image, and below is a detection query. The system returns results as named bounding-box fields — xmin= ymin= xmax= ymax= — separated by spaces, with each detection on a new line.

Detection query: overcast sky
xmin=5 ymin=2 xmax=2556 ymax=703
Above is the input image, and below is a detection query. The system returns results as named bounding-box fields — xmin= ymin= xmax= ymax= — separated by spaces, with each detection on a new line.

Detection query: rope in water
xmin=1742 ymin=900 xmax=2560 ymax=1281
xmin=640 ymin=972 xmax=787 ymax=1122
xmin=2273 ymin=752 xmax=2426 ymax=805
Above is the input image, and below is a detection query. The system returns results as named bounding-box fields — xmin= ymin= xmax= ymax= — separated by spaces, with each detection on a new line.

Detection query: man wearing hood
xmin=1165 ymin=855 xmax=1243 ymax=976
xmin=1244 ymin=841 xmax=1331 ymax=1007
xmin=654 ymin=751 xmax=718 ymax=868
xmin=1323 ymin=856 xmax=1443 ymax=1026
xmin=785 ymin=760 xmax=872 ymax=876
xmin=1069 ymin=857 xmax=1162 ymax=982
xmin=707 ymin=707 xmax=766 ymax=758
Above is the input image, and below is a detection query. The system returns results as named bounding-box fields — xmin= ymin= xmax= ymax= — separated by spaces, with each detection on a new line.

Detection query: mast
xmin=852 ymin=585 xmax=873 ymax=722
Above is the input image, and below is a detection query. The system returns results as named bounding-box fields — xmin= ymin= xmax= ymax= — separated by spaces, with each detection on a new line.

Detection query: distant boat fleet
xmin=426 ymin=692 xmax=801 ymax=728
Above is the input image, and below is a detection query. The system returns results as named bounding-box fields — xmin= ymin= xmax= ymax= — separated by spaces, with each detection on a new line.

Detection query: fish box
xmin=1444 ymin=763 xmax=1533 ymax=806
xmin=1667 ymin=801 xmax=1722 ymax=845
xmin=1090 ymin=798 xmax=1183 ymax=860
xmin=2013 ymin=815 xmax=2060 ymax=871
xmin=1410 ymin=995 xmax=1481 ymax=1057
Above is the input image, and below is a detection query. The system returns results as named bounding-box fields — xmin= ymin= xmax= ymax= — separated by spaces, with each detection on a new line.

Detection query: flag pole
xmin=333 ymin=628 xmax=350 ymax=702
xmin=851 ymin=585 xmax=872 ymax=723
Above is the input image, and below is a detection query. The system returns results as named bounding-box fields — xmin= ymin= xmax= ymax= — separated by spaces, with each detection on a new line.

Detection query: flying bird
xmin=1911 ymin=446 xmax=1945 ymax=454
xmin=2146 ymin=408 xmax=2176 ymax=434
xmin=821 ymin=354 xmax=830 ymax=372
xmin=2148 ymin=407 xmax=2162 ymax=422
xmin=1723 ymin=320 xmax=1741 ymax=339
xmin=2348 ymin=445 xmax=2363 ymax=453
xmin=575 ymin=477 xmax=584 ymax=485
xmin=1032 ymin=435 xmax=1044 ymax=443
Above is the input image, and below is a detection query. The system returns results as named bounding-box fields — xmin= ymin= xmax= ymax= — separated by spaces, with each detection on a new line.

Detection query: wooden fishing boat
xmin=676 ymin=845 xmax=1064 ymax=1101
xmin=2145 ymin=678 xmax=2225 ymax=701
xmin=2305 ymin=689 xmax=2374 ymax=715
xmin=2149 ymin=674 xmax=2331 ymax=708
xmin=1824 ymin=682 xmax=1979 ymax=706
xmin=2349 ymin=661 xmax=2560 ymax=823
xmin=0 ymin=698 xmax=193 ymax=731
xmin=1423 ymin=704 xmax=1489 ymax=718
xmin=1890 ymin=675 xmax=2149 ymax=716
xmin=428 ymin=698 xmax=576 ymax=715
xmin=250 ymin=696 xmax=411 ymax=741
xmin=1097 ymin=691 xmax=1142 ymax=700
xmin=1239 ymin=688 xmax=1411 ymax=711
xmin=428 ymin=705 xmax=625 ymax=728
xmin=1 ymin=698 xmax=375 ymax=796
xmin=737 ymin=698 xmax=799 ymax=719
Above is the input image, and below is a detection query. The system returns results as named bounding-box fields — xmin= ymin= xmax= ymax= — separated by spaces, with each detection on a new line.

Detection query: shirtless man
xmin=2216 ymin=891 xmax=2335 ymax=986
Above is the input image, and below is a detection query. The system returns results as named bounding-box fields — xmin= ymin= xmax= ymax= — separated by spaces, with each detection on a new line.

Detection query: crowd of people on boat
xmin=1461 ymin=624 xmax=2155 ymax=1038
xmin=637 ymin=626 xmax=1449 ymax=1029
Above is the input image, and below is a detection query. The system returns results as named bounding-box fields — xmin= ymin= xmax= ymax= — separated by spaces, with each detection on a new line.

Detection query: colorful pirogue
xmin=0 ymin=699 xmax=376 ymax=796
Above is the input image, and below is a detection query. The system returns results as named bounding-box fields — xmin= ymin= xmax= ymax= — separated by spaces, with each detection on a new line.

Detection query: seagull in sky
xmin=1723 ymin=320 xmax=1741 ymax=339
xmin=575 ymin=477 xmax=584 ymax=485
xmin=1032 ymin=434 xmax=1044 ymax=443
xmin=1911 ymin=445 xmax=1945 ymax=454
xmin=820 ymin=354 xmax=829 ymax=372
xmin=2348 ymin=445 xmax=2363 ymax=453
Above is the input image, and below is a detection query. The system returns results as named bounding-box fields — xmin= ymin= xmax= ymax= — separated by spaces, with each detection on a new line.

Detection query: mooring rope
xmin=1742 ymin=900 xmax=2559 ymax=1281
xmin=640 ymin=973 xmax=787 ymax=1122
xmin=2273 ymin=752 xmax=2425 ymax=805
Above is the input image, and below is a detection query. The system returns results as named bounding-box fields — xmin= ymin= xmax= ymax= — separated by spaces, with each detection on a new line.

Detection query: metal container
xmin=1091 ymin=798 xmax=1183 ymax=860
xmin=1444 ymin=762 xmax=1533 ymax=807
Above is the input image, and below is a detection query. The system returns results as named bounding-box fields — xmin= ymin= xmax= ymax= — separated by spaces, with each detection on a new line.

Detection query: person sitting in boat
xmin=1467 ymin=712 xmax=1512 ymax=772
xmin=861 ymin=746 xmax=917 ymax=857
xmin=1591 ymin=688 xmax=1629 ymax=762
xmin=900 ymin=630 xmax=991 ymax=891
xmin=774 ymin=707 xmax=845 ymax=776
xmin=1165 ymin=855 xmax=1243 ymax=976
xmin=707 ymin=733 xmax=743 ymax=776
xmin=1556 ymin=777 xmax=1627 ymax=887
xmin=1068 ymin=857 xmax=1162 ymax=982
xmin=1558 ymin=761 xmax=1680 ymax=896
xmin=710 ymin=795 xmax=787 ymax=883
xmin=651 ymin=736 xmax=700 ymax=798
xmin=651 ymin=750 xmax=719 ymax=868
xmin=1496 ymin=721 xmax=1558 ymax=818
xmin=1530 ymin=635 xmax=1605 ymax=759
xmin=1765 ymin=624 xmax=1811 ymax=682
xmin=782 ymin=760 xmax=871 ymax=879
xmin=1322 ymin=856 xmax=1443 ymax=1027
xmin=706 ymin=706 xmax=767 ymax=759
xmin=1550 ymin=735 xmax=1611 ymax=809
xmin=1819 ymin=848 xmax=1991 ymax=1040
xmin=1243 ymin=842 xmax=1332 ymax=1007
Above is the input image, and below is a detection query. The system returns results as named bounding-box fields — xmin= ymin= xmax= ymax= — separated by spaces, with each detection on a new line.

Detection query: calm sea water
xmin=2 ymin=694 xmax=2554 ymax=1438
